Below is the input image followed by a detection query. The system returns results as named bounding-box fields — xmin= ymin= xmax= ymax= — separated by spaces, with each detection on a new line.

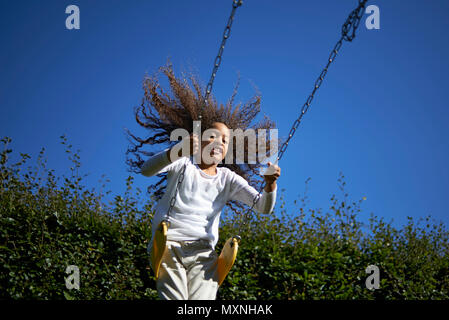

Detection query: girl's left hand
xmin=263 ymin=162 xmax=281 ymax=184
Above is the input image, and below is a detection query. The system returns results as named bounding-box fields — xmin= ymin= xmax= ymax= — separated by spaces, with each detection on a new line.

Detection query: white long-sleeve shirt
xmin=141 ymin=148 xmax=277 ymax=249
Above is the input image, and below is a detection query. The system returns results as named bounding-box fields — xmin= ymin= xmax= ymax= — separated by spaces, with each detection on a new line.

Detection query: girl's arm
xmin=230 ymin=178 xmax=277 ymax=214
xmin=141 ymin=134 xmax=199 ymax=177
xmin=229 ymin=163 xmax=280 ymax=214
xmin=140 ymin=147 xmax=173 ymax=177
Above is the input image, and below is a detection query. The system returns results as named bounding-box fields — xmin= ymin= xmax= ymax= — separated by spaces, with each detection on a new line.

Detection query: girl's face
xmin=201 ymin=122 xmax=230 ymax=164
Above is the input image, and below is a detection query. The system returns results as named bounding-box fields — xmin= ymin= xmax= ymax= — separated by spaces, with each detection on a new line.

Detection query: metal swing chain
xmin=236 ymin=0 xmax=369 ymax=236
xmin=163 ymin=0 xmax=244 ymax=225
xmin=204 ymin=0 xmax=243 ymax=108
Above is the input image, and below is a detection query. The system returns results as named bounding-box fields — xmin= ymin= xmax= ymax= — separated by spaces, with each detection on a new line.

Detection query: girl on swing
xmin=126 ymin=62 xmax=281 ymax=300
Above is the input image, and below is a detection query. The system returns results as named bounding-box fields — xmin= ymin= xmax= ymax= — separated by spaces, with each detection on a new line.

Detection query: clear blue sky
xmin=1 ymin=0 xmax=449 ymax=229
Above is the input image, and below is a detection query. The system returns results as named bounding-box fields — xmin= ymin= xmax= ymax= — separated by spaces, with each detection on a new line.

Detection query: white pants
xmin=149 ymin=239 xmax=219 ymax=300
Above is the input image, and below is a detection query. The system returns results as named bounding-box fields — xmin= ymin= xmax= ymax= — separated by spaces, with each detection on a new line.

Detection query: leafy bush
xmin=0 ymin=136 xmax=448 ymax=299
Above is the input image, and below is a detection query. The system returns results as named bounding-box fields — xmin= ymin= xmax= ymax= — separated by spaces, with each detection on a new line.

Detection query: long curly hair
xmin=125 ymin=60 xmax=279 ymax=214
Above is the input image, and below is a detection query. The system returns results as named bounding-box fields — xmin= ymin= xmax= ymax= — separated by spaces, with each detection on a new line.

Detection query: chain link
xmin=163 ymin=0 xmax=243 ymax=224
xmin=204 ymin=0 xmax=243 ymax=109
xmin=237 ymin=0 xmax=369 ymax=235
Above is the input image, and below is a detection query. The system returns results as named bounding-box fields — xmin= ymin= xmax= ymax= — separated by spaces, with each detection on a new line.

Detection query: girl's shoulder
xmin=165 ymin=155 xmax=190 ymax=173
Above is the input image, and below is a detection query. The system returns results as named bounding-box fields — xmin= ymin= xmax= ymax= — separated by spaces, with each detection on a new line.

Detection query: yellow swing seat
xmin=217 ymin=236 xmax=240 ymax=286
xmin=150 ymin=220 xmax=168 ymax=279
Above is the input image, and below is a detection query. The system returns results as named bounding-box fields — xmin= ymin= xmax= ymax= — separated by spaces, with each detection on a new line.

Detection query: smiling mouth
xmin=211 ymin=147 xmax=223 ymax=156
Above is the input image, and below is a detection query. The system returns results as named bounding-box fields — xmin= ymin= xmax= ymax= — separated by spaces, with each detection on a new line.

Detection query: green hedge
xmin=1 ymin=135 xmax=448 ymax=299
